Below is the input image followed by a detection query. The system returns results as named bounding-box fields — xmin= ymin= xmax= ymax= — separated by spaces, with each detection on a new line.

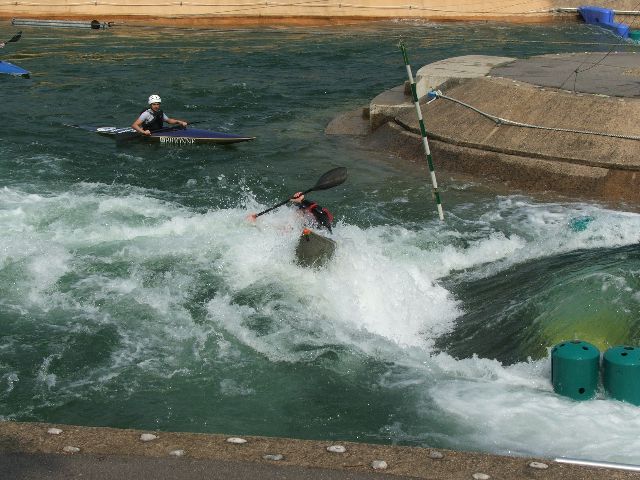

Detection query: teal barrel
xmin=603 ymin=346 xmax=640 ymax=405
xmin=551 ymin=340 xmax=600 ymax=400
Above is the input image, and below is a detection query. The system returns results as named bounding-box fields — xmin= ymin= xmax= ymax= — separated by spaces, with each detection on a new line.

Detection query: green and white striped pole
xmin=399 ymin=41 xmax=444 ymax=221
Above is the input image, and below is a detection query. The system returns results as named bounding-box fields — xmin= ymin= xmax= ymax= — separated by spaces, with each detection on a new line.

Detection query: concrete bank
xmin=327 ymin=52 xmax=640 ymax=207
xmin=2 ymin=421 xmax=640 ymax=479
xmin=1 ymin=0 xmax=640 ymax=26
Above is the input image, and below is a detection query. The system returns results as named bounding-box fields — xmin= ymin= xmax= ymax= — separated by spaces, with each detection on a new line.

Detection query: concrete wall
xmin=0 ymin=0 xmax=632 ymax=26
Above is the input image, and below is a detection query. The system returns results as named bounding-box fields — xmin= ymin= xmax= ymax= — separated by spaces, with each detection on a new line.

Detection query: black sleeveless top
xmin=140 ymin=108 xmax=164 ymax=131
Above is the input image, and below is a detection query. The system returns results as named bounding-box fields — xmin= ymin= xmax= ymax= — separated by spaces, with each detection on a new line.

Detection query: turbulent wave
xmin=2 ymin=182 xmax=640 ymax=461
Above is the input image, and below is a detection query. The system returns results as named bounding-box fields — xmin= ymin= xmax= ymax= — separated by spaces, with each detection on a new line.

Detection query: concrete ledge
xmin=414 ymin=55 xmax=515 ymax=99
xmin=399 ymin=76 xmax=640 ymax=171
xmin=348 ymin=52 xmax=640 ymax=207
xmin=369 ymin=55 xmax=515 ymax=131
xmin=369 ymin=84 xmax=412 ymax=131
xmin=366 ymin=120 xmax=640 ymax=206
xmin=0 ymin=0 xmax=587 ymax=26
xmin=325 ymin=107 xmax=370 ymax=136
xmin=2 ymin=421 xmax=640 ymax=479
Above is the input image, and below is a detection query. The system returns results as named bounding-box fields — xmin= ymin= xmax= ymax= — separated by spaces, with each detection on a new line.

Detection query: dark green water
xmin=2 ymin=21 xmax=640 ymax=462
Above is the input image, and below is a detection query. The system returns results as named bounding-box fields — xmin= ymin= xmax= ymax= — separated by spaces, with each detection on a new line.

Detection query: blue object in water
xmin=568 ymin=216 xmax=593 ymax=232
xmin=603 ymin=346 xmax=640 ymax=405
xmin=578 ymin=5 xmax=614 ymax=23
xmin=0 ymin=60 xmax=30 ymax=78
xmin=578 ymin=6 xmax=630 ymax=38
xmin=551 ymin=340 xmax=600 ymax=400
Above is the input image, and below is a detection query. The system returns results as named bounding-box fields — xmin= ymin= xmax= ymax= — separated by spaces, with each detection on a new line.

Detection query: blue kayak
xmin=70 ymin=125 xmax=255 ymax=145
xmin=0 ymin=60 xmax=30 ymax=78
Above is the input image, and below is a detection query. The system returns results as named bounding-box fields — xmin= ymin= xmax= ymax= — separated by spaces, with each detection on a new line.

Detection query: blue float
xmin=551 ymin=340 xmax=600 ymax=400
xmin=578 ymin=6 xmax=630 ymax=38
xmin=603 ymin=346 xmax=640 ymax=405
xmin=568 ymin=215 xmax=593 ymax=232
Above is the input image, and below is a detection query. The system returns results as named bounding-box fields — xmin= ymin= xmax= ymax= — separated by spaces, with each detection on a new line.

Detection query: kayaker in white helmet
xmin=131 ymin=94 xmax=188 ymax=136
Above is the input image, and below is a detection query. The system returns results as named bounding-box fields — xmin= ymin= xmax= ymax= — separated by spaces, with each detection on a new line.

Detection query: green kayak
xmin=295 ymin=229 xmax=336 ymax=267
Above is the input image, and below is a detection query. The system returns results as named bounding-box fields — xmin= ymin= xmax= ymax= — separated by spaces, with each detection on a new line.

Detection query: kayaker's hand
xmin=179 ymin=121 xmax=187 ymax=128
xmin=143 ymin=129 xmax=151 ymax=136
xmin=290 ymin=192 xmax=304 ymax=204
xmin=246 ymin=213 xmax=257 ymax=222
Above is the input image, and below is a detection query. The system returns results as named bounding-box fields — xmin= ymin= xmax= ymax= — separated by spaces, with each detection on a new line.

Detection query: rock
xmin=226 ymin=437 xmax=247 ymax=444
xmin=63 ymin=446 xmax=80 ymax=453
xmin=263 ymin=454 xmax=284 ymax=461
xmin=472 ymin=473 xmax=491 ymax=480
xmin=326 ymin=445 xmax=346 ymax=453
xmin=47 ymin=428 xmax=63 ymax=435
xmin=140 ymin=433 xmax=158 ymax=442
xmin=371 ymin=460 xmax=388 ymax=470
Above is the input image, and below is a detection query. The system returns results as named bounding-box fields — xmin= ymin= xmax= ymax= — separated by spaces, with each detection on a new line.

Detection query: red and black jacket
xmin=297 ymin=199 xmax=334 ymax=233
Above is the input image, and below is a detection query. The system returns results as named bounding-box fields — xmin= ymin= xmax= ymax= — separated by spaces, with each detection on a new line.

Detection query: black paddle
xmin=254 ymin=167 xmax=348 ymax=218
xmin=3 ymin=31 xmax=22 ymax=45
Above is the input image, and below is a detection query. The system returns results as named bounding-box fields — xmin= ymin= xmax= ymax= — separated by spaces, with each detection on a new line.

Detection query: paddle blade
xmin=7 ymin=31 xmax=22 ymax=43
xmin=310 ymin=167 xmax=347 ymax=192
xmin=254 ymin=167 xmax=347 ymax=219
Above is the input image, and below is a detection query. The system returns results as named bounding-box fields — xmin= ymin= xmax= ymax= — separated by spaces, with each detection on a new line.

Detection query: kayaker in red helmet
xmin=247 ymin=192 xmax=334 ymax=233
xmin=131 ymin=94 xmax=188 ymax=136
xmin=289 ymin=192 xmax=334 ymax=233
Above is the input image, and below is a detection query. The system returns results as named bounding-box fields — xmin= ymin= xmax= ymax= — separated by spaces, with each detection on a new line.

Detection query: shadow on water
xmin=437 ymin=243 xmax=640 ymax=364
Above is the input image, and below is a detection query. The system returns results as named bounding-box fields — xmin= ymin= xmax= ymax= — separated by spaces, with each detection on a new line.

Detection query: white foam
xmin=3 ymin=185 xmax=640 ymax=462
xmin=427 ymin=354 xmax=640 ymax=463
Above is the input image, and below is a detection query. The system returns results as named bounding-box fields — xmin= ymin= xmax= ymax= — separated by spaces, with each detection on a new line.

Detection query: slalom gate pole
xmin=399 ymin=41 xmax=444 ymax=221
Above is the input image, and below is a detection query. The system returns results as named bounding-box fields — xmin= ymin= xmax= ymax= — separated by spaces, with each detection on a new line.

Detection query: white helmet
xmin=148 ymin=94 xmax=162 ymax=104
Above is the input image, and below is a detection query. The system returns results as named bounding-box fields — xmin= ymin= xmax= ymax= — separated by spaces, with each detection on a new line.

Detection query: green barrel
xmin=629 ymin=30 xmax=640 ymax=41
xmin=603 ymin=346 xmax=640 ymax=405
xmin=551 ymin=340 xmax=600 ymax=400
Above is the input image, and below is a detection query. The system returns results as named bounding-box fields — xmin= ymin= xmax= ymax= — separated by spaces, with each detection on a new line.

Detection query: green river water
xmin=1 ymin=20 xmax=640 ymax=462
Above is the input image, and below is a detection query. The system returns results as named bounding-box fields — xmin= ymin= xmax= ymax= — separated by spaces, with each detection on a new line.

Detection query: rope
xmin=429 ymin=90 xmax=640 ymax=142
